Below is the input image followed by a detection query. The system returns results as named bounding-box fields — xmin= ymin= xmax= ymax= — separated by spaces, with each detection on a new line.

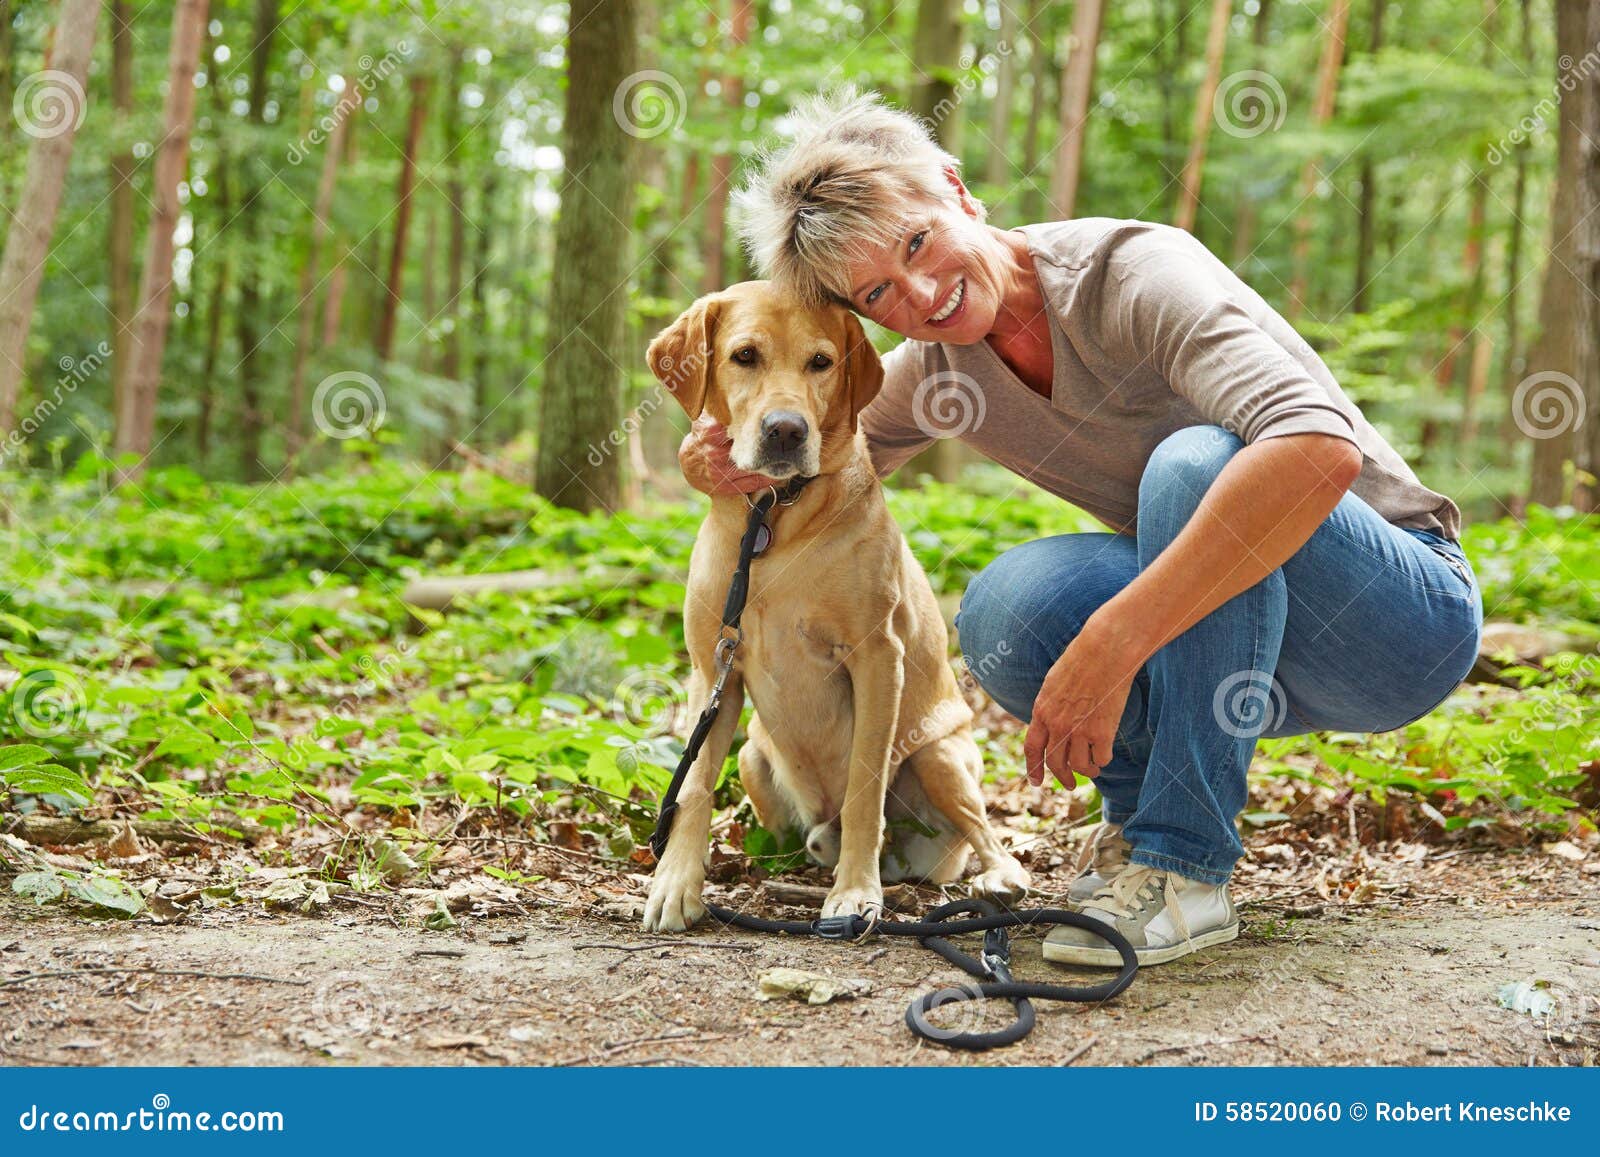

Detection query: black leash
xmin=649 ymin=474 xmax=1139 ymax=1050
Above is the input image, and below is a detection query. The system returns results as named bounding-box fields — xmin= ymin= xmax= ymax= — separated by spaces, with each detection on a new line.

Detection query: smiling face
xmin=842 ymin=183 xmax=1004 ymax=346
xmin=647 ymin=282 xmax=885 ymax=480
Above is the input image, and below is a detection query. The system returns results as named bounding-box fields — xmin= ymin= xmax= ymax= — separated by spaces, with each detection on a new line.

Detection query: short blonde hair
xmin=733 ymin=87 xmax=985 ymax=306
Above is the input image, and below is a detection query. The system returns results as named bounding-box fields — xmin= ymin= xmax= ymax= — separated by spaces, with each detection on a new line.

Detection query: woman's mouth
xmin=926 ymin=278 xmax=966 ymax=328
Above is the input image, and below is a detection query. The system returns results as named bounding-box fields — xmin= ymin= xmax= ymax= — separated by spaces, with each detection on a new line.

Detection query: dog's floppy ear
xmin=647 ymin=295 xmax=721 ymax=419
xmin=842 ymin=311 xmax=885 ymax=426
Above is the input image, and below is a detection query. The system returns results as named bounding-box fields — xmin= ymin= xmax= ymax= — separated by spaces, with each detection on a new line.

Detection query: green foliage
xmin=0 ymin=461 xmax=1593 ymax=861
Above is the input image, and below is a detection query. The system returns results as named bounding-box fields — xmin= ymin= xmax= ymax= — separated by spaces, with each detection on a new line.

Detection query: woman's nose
xmin=906 ymin=274 xmax=940 ymax=314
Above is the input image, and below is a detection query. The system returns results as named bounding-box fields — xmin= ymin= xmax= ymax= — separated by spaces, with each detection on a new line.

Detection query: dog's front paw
xmin=821 ymin=880 xmax=883 ymax=922
xmin=970 ymin=859 xmax=1032 ymax=902
xmin=643 ymin=866 xmax=707 ymax=932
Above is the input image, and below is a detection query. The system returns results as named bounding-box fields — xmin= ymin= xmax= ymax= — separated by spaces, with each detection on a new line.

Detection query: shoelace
xmin=1086 ymin=866 xmax=1193 ymax=946
xmin=1075 ymin=823 xmax=1131 ymax=879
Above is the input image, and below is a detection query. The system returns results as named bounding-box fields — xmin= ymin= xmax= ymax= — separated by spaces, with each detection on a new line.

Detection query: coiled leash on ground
xmin=651 ymin=477 xmax=1140 ymax=1050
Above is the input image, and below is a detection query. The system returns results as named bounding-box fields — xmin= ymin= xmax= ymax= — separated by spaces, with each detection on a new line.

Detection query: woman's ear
xmin=942 ymin=164 xmax=982 ymax=220
xmin=647 ymin=295 xmax=721 ymax=418
xmin=842 ymin=311 xmax=885 ymax=426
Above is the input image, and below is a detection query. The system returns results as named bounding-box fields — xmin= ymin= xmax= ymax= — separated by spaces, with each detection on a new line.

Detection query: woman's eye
xmin=731 ymin=347 xmax=757 ymax=365
xmin=865 ymin=284 xmax=885 ymax=306
xmin=809 ymin=353 xmax=834 ymax=371
xmin=909 ymin=230 xmax=926 ymax=254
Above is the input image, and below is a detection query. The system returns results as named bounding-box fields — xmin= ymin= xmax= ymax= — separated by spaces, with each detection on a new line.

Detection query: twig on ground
xmin=1059 ymin=1034 xmax=1099 ymax=1066
xmin=2 ymin=967 xmax=309 ymax=988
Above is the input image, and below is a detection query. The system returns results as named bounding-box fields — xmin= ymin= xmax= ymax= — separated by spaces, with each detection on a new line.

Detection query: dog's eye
xmin=809 ymin=353 xmax=834 ymax=371
xmin=730 ymin=346 xmax=758 ymax=366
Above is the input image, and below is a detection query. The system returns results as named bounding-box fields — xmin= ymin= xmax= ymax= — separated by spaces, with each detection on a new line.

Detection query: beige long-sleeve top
xmin=861 ymin=218 xmax=1460 ymax=539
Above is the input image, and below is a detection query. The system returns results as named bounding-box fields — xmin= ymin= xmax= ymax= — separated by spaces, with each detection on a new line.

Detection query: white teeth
xmin=930 ymin=279 xmax=963 ymax=323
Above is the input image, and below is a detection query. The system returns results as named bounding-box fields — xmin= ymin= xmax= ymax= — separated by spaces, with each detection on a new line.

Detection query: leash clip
xmin=981 ymin=927 xmax=1011 ymax=975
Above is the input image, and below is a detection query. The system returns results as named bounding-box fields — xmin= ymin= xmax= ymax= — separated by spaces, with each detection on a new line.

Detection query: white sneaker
xmin=1068 ymin=822 xmax=1131 ymax=905
xmin=1044 ymin=865 xmax=1238 ymax=967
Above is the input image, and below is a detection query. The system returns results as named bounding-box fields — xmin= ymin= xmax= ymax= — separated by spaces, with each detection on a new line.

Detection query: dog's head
xmin=646 ymin=281 xmax=885 ymax=480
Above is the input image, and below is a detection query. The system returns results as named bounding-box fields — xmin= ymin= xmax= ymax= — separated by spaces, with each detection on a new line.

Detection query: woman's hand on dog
xmin=679 ymin=416 xmax=786 ymax=495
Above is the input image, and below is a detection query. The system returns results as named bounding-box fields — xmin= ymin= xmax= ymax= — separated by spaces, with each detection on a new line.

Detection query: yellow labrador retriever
xmin=642 ymin=281 xmax=1030 ymax=932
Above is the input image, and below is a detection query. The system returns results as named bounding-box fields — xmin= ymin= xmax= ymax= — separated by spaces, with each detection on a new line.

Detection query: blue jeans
xmin=954 ymin=426 xmax=1484 ymax=885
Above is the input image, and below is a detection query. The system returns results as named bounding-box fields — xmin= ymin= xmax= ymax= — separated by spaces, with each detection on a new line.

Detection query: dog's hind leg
xmin=737 ymin=715 xmax=800 ymax=839
xmin=904 ymin=732 xmax=1031 ymax=900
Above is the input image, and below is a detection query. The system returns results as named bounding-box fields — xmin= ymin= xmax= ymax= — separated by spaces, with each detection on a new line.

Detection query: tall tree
xmin=287 ymin=57 xmax=358 ymax=456
xmin=1230 ymin=0 xmax=1272 ymax=268
xmin=113 ymin=0 xmax=208 ymax=478
xmin=442 ymin=44 xmax=467 ymax=383
xmin=702 ymin=0 xmax=751 ymax=293
xmin=1019 ymin=0 xmax=1051 ymax=220
xmin=321 ymin=95 xmax=362 ymax=349
xmin=1288 ymin=0 xmax=1351 ymax=319
xmin=108 ymin=1 xmax=136 ymax=432
xmin=233 ymin=0 xmax=280 ymax=477
xmin=1574 ymin=0 xmax=1600 ymax=510
xmin=375 ymin=73 xmax=430 ymax=362
xmin=1049 ymin=0 xmax=1105 ymax=220
xmin=1352 ymin=0 xmax=1387 ymax=311
xmin=1173 ymin=0 xmax=1233 ymax=233
xmin=0 ymin=0 xmax=100 ymax=438
xmin=1498 ymin=0 xmax=1536 ymax=446
xmin=534 ymin=0 xmax=637 ymax=511
xmin=1527 ymin=0 xmax=1589 ymax=506
xmin=984 ymin=0 xmax=1020 ymax=192
xmin=910 ymin=0 xmax=963 ymax=140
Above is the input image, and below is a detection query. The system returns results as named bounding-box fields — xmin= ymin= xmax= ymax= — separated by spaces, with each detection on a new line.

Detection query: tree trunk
xmin=442 ymin=45 xmax=467 ymax=384
xmin=376 ymin=74 xmax=430 ymax=362
xmin=534 ymin=0 xmax=637 ymax=511
xmin=1020 ymin=0 xmax=1050 ymax=220
xmin=470 ymin=164 xmax=497 ymax=431
xmin=702 ymin=0 xmax=751 ymax=293
xmin=906 ymin=0 xmax=968 ymax=483
xmin=985 ymin=0 xmax=1019 ymax=191
xmin=232 ymin=0 xmax=280 ymax=478
xmin=1049 ymin=0 xmax=1105 ymax=220
xmin=287 ymin=62 xmax=357 ymax=457
xmin=108 ymin=1 xmax=136 ymax=435
xmin=1352 ymin=0 xmax=1387 ymax=311
xmin=321 ymin=100 xmax=362 ymax=349
xmin=910 ymin=0 xmax=963 ymax=140
xmin=196 ymin=20 xmax=232 ymax=464
xmin=1288 ymin=0 xmax=1351 ymax=320
xmin=112 ymin=0 xmax=207 ymax=480
xmin=1527 ymin=0 xmax=1588 ymax=506
xmin=1230 ymin=0 xmax=1272 ymax=268
xmin=1173 ymin=0 xmax=1233 ymax=233
xmin=1573 ymin=0 xmax=1600 ymax=510
xmin=1499 ymin=0 xmax=1536 ymax=448
xmin=0 ymin=0 xmax=99 ymax=437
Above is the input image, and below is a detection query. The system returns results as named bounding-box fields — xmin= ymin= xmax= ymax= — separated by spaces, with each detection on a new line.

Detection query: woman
xmin=677 ymin=89 xmax=1482 ymax=966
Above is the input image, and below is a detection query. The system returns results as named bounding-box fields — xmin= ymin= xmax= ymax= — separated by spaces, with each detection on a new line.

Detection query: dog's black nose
xmin=761 ymin=411 xmax=808 ymax=454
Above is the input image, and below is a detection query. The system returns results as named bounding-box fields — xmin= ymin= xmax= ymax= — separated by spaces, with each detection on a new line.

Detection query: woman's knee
xmin=1137 ymin=425 xmax=1244 ymax=549
xmin=956 ymin=534 xmax=1136 ymax=717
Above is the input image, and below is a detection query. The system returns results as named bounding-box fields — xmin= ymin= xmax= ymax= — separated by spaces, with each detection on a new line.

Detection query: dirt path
xmin=4 ymin=887 xmax=1595 ymax=1067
